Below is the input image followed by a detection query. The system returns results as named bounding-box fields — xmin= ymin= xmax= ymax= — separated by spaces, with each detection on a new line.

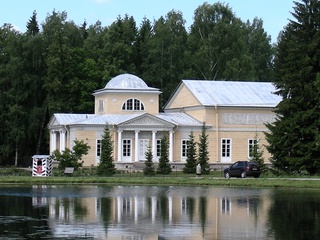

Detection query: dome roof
xmin=105 ymin=73 xmax=149 ymax=89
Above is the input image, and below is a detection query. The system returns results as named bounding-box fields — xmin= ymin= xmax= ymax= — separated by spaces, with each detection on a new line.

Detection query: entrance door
xmin=221 ymin=138 xmax=232 ymax=162
xmin=139 ymin=139 xmax=150 ymax=161
xmin=122 ymin=139 xmax=132 ymax=162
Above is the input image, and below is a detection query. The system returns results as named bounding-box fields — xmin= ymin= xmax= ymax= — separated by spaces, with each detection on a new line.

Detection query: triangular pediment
xmin=119 ymin=113 xmax=175 ymax=128
xmin=48 ymin=115 xmax=60 ymax=128
xmin=164 ymin=82 xmax=201 ymax=110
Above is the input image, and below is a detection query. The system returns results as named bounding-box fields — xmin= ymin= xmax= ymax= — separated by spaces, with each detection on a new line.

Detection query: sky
xmin=1 ymin=0 xmax=295 ymax=43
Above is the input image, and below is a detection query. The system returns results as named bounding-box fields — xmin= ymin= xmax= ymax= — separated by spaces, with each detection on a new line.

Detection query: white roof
xmin=105 ymin=73 xmax=148 ymax=89
xmin=156 ymin=113 xmax=203 ymax=126
xmin=93 ymin=73 xmax=160 ymax=95
xmin=52 ymin=113 xmax=142 ymax=126
xmin=50 ymin=112 xmax=203 ymax=128
xmin=181 ymin=80 xmax=281 ymax=107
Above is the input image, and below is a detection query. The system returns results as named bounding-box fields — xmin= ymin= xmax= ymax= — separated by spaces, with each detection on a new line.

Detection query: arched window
xmin=122 ymin=98 xmax=145 ymax=111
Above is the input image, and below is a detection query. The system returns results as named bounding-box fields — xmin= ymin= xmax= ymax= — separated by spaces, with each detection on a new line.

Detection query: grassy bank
xmin=1 ymin=167 xmax=320 ymax=189
xmin=1 ymin=175 xmax=320 ymax=189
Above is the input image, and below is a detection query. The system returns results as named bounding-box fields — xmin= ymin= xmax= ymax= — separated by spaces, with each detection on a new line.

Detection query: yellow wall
xmin=74 ymin=129 xmax=98 ymax=166
xmin=167 ymin=85 xmax=201 ymax=109
xmin=95 ymin=92 xmax=159 ymax=115
xmin=180 ymin=106 xmax=274 ymax=163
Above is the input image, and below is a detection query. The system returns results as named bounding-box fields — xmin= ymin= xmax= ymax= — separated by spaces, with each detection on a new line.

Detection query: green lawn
xmin=1 ymin=167 xmax=320 ymax=189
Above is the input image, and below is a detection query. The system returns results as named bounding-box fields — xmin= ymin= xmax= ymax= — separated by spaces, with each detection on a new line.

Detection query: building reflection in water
xmin=30 ymin=185 xmax=272 ymax=239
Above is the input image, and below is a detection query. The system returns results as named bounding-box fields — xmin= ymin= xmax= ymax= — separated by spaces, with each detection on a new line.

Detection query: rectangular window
xmin=96 ymin=139 xmax=101 ymax=157
xmin=221 ymin=139 xmax=231 ymax=157
xmin=98 ymin=100 xmax=104 ymax=112
xmin=139 ymin=139 xmax=149 ymax=159
xmin=248 ymin=139 xmax=258 ymax=158
xmin=181 ymin=140 xmax=190 ymax=158
xmin=156 ymin=139 xmax=161 ymax=157
xmin=127 ymin=99 xmax=133 ymax=110
xmin=123 ymin=139 xmax=131 ymax=157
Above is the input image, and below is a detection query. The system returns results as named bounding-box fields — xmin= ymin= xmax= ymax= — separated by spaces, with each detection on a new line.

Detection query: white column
xmin=135 ymin=130 xmax=139 ymax=162
xmin=169 ymin=130 xmax=174 ymax=162
xmin=168 ymin=196 xmax=173 ymax=224
xmin=117 ymin=197 xmax=122 ymax=223
xmin=134 ymin=197 xmax=138 ymax=223
xmin=152 ymin=131 xmax=157 ymax=161
xmin=117 ymin=130 xmax=122 ymax=162
xmin=59 ymin=130 xmax=66 ymax=152
xmin=151 ymin=196 xmax=156 ymax=223
xmin=51 ymin=131 xmax=57 ymax=153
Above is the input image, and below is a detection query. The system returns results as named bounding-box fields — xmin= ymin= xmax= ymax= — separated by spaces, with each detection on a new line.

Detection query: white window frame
xmin=139 ymin=139 xmax=150 ymax=161
xmin=156 ymin=139 xmax=161 ymax=157
xmin=96 ymin=139 xmax=101 ymax=157
xmin=122 ymin=98 xmax=145 ymax=111
xmin=122 ymin=139 xmax=131 ymax=157
xmin=248 ymin=138 xmax=259 ymax=158
xmin=221 ymin=138 xmax=232 ymax=163
xmin=98 ymin=100 xmax=104 ymax=112
xmin=181 ymin=139 xmax=190 ymax=161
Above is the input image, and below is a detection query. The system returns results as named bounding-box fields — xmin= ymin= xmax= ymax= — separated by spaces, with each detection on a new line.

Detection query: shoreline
xmin=1 ymin=176 xmax=320 ymax=189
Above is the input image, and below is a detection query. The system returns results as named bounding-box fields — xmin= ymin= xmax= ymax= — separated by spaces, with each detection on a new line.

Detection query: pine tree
xmin=97 ymin=125 xmax=116 ymax=176
xmin=26 ymin=11 xmax=40 ymax=36
xmin=143 ymin=146 xmax=155 ymax=176
xmin=156 ymin=135 xmax=172 ymax=174
xmin=183 ymin=131 xmax=197 ymax=174
xmin=249 ymin=132 xmax=267 ymax=172
xmin=266 ymin=0 xmax=320 ymax=174
xmin=197 ymin=123 xmax=210 ymax=174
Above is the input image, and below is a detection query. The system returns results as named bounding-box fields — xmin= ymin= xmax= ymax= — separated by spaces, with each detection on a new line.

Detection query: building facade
xmin=48 ymin=74 xmax=281 ymax=168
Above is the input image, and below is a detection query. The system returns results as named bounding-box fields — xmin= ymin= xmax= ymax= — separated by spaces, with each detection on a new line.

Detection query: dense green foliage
xmin=50 ymin=139 xmax=90 ymax=171
xmin=0 ymin=2 xmax=274 ymax=166
xmin=197 ymin=123 xmax=210 ymax=174
xmin=266 ymin=0 xmax=320 ymax=175
xmin=143 ymin=146 xmax=156 ymax=176
xmin=97 ymin=125 xmax=116 ymax=176
xmin=183 ymin=131 xmax=197 ymax=174
xmin=157 ymin=135 xmax=172 ymax=174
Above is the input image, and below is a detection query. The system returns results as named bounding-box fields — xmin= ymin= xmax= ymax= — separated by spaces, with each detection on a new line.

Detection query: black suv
xmin=224 ymin=161 xmax=261 ymax=179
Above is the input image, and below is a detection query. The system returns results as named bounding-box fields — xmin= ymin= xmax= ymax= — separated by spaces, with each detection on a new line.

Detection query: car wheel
xmin=240 ymin=171 xmax=246 ymax=178
xmin=254 ymin=174 xmax=260 ymax=178
xmin=224 ymin=172 xmax=230 ymax=179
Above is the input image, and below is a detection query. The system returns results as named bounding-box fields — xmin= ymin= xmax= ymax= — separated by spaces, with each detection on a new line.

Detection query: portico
xmin=115 ymin=113 xmax=176 ymax=162
xmin=50 ymin=129 xmax=66 ymax=153
xmin=116 ymin=128 xmax=174 ymax=163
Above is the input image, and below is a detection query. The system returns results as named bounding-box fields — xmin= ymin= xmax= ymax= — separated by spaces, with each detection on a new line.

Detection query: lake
xmin=0 ymin=185 xmax=320 ymax=239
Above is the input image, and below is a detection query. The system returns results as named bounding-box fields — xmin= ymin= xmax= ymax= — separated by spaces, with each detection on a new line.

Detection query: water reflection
xmin=0 ymin=185 xmax=319 ymax=239
xmin=267 ymin=189 xmax=320 ymax=240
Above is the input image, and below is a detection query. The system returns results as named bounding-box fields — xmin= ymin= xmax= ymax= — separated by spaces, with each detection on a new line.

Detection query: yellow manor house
xmin=48 ymin=73 xmax=281 ymax=170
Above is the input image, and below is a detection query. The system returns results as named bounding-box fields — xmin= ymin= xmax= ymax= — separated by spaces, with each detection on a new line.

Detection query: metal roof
xmin=53 ymin=113 xmax=143 ymax=126
xmin=94 ymin=73 xmax=160 ymax=94
xmin=51 ymin=112 xmax=203 ymax=127
xmin=156 ymin=113 xmax=203 ymax=126
xmin=182 ymin=80 xmax=281 ymax=107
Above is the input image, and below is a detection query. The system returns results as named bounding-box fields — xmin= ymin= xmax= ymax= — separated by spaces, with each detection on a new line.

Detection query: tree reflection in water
xmin=267 ymin=189 xmax=320 ymax=240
